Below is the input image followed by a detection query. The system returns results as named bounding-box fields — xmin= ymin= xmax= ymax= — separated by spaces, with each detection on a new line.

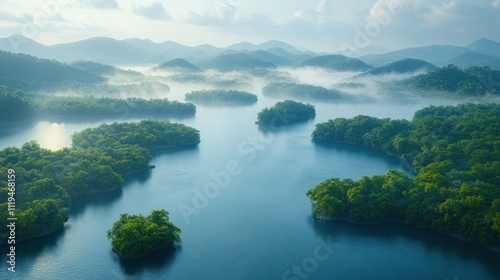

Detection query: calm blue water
xmin=1 ymin=100 xmax=499 ymax=280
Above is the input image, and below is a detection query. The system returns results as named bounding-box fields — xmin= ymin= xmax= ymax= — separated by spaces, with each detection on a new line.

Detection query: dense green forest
xmin=0 ymin=51 xmax=104 ymax=92
xmin=0 ymin=86 xmax=194 ymax=122
xmin=263 ymin=82 xmax=350 ymax=101
xmin=396 ymin=65 xmax=500 ymax=96
xmin=72 ymin=120 xmax=200 ymax=151
xmin=308 ymin=103 xmax=500 ymax=245
xmin=156 ymin=58 xmax=202 ymax=72
xmin=0 ymin=120 xmax=200 ymax=243
xmin=360 ymin=58 xmax=436 ymax=76
xmin=185 ymin=89 xmax=257 ymax=105
xmin=35 ymin=96 xmax=196 ymax=118
xmin=299 ymin=54 xmax=373 ymax=72
xmin=107 ymin=209 xmax=181 ymax=258
xmin=257 ymin=100 xmax=315 ymax=126
xmin=0 ymin=86 xmax=33 ymax=121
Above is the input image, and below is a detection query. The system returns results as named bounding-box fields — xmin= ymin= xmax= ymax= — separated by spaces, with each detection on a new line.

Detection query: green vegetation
xmin=156 ymin=58 xmax=202 ymax=72
xmin=203 ymin=53 xmax=275 ymax=71
xmin=396 ymin=65 xmax=500 ymax=96
xmin=299 ymin=54 xmax=373 ymax=72
xmin=0 ymin=87 xmax=194 ymax=123
xmin=0 ymin=51 xmax=104 ymax=92
xmin=308 ymin=103 xmax=500 ymax=245
xmin=0 ymin=86 xmax=32 ymax=122
xmin=257 ymin=100 xmax=315 ymax=126
xmin=185 ymin=89 xmax=257 ymax=105
xmin=35 ymin=96 xmax=196 ymax=118
xmin=360 ymin=58 xmax=436 ymax=76
xmin=72 ymin=120 xmax=200 ymax=151
xmin=263 ymin=82 xmax=350 ymax=101
xmin=0 ymin=120 xmax=200 ymax=243
xmin=107 ymin=209 xmax=181 ymax=259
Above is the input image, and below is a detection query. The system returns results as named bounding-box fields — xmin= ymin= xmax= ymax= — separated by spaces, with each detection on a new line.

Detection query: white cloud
xmin=133 ymin=2 xmax=171 ymax=21
xmin=422 ymin=1 xmax=459 ymax=25
xmin=186 ymin=1 xmax=237 ymax=25
xmin=84 ymin=0 xmax=119 ymax=9
xmin=493 ymin=0 xmax=500 ymax=8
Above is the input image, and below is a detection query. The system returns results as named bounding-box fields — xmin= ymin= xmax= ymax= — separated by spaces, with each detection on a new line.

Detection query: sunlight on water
xmin=35 ymin=121 xmax=71 ymax=150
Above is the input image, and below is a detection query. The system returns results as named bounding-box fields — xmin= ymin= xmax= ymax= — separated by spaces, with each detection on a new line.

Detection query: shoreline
xmin=113 ymin=241 xmax=174 ymax=259
xmin=312 ymin=139 xmax=416 ymax=173
xmin=316 ymin=214 xmax=500 ymax=253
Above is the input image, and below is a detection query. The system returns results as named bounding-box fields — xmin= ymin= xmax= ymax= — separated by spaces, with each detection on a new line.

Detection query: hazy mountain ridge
xmin=1 ymin=35 xmax=499 ymax=71
xmin=299 ymin=55 xmax=373 ymax=71
xmin=359 ymin=58 xmax=437 ymax=76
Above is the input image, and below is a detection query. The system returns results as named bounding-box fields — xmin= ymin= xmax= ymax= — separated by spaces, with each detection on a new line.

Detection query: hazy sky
xmin=0 ymin=0 xmax=499 ymax=52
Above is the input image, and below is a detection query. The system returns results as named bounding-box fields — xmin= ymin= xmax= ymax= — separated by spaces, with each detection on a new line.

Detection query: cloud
xmin=422 ymin=1 xmax=460 ymax=25
xmin=186 ymin=2 xmax=236 ymax=25
xmin=133 ymin=2 xmax=171 ymax=21
xmin=493 ymin=0 xmax=500 ymax=8
xmin=0 ymin=11 xmax=26 ymax=22
xmin=84 ymin=0 xmax=119 ymax=9
xmin=352 ymin=0 xmax=500 ymax=49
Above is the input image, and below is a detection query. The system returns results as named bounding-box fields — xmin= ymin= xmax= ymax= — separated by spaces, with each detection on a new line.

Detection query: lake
xmin=1 ymin=95 xmax=499 ymax=280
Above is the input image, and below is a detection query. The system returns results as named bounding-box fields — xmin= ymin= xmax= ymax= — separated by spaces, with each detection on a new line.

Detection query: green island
xmin=36 ymin=96 xmax=196 ymax=119
xmin=185 ymin=89 xmax=257 ymax=105
xmin=307 ymin=103 xmax=500 ymax=246
xmin=0 ymin=120 xmax=200 ymax=243
xmin=262 ymin=82 xmax=351 ymax=102
xmin=256 ymin=100 xmax=315 ymax=126
xmin=0 ymin=87 xmax=195 ymax=122
xmin=107 ymin=209 xmax=181 ymax=259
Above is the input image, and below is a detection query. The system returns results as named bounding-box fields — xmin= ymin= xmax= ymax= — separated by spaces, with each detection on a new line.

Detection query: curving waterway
xmin=1 ymin=98 xmax=499 ymax=280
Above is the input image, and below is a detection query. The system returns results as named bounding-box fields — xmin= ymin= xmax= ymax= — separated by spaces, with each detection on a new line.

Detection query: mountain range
xmin=0 ymin=35 xmax=499 ymax=71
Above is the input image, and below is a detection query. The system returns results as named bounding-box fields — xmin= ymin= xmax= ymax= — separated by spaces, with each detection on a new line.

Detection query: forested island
xmin=0 ymin=87 xmax=195 ymax=122
xmin=35 ymin=96 xmax=196 ymax=119
xmin=185 ymin=89 xmax=257 ymax=105
xmin=307 ymin=103 xmax=500 ymax=246
xmin=262 ymin=82 xmax=351 ymax=102
xmin=0 ymin=120 xmax=200 ymax=243
xmin=107 ymin=209 xmax=181 ymax=259
xmin=256 ymin=100 xmax=315 ymax=126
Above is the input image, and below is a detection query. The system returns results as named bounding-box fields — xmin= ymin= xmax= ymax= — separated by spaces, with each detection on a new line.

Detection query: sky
xmin=0 ymin=0 xmax=499 ymax=52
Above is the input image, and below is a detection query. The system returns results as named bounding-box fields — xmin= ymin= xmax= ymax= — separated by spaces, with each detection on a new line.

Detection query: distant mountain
xmin=227 ymin=40 xmax=303 ymax=54
xmin=338 ymin=45 xmax=392 ymax=57
xmin=360 ymin=58 xmax=436 ymax=76
xmin=359 ymin=45 xmax=471 ymax=67
xmin=247 ymin=50 xmax=293 ymax=66
xmin=0 ymin=35 xmax=49 ymax=57
xmin=467 ymin=38 xmax=500 ymax=57
xmin=0 ymin=51 xmax=104 ymax=92
xmin=299 ymin=55 xmax=373 ymax=71
xmin=50 ymin=37 xmax=166 ymax=65
xmin=155 ymin=58 xmax=202 ymax=72
xmin=266 ymin=48 xmax=314 ymax=64
xmin=445 ymin=52 xmax=500 ymax=69
xmin=202 ymin=53 xmax=275 ymax=70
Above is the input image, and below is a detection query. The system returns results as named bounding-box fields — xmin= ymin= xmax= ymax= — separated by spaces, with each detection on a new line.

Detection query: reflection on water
xmin=34 ymin=121 xmax=70 ymax=150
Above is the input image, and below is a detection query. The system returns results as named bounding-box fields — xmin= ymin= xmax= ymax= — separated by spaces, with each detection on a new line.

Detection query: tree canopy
xmin=263 ymin=82 xmax=350 ymax=102
xmin=0 ymin=120 xmax=200 ymax=243
xmin=309 ymin=103 xmax=500 ymax=245
xmin=185 ymin=89 xmax=257 ymax=105
xmin=257 ymin=100 xmax=315 ymax=126
xmin=107 ymin=209 xmax=181 ymax=259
